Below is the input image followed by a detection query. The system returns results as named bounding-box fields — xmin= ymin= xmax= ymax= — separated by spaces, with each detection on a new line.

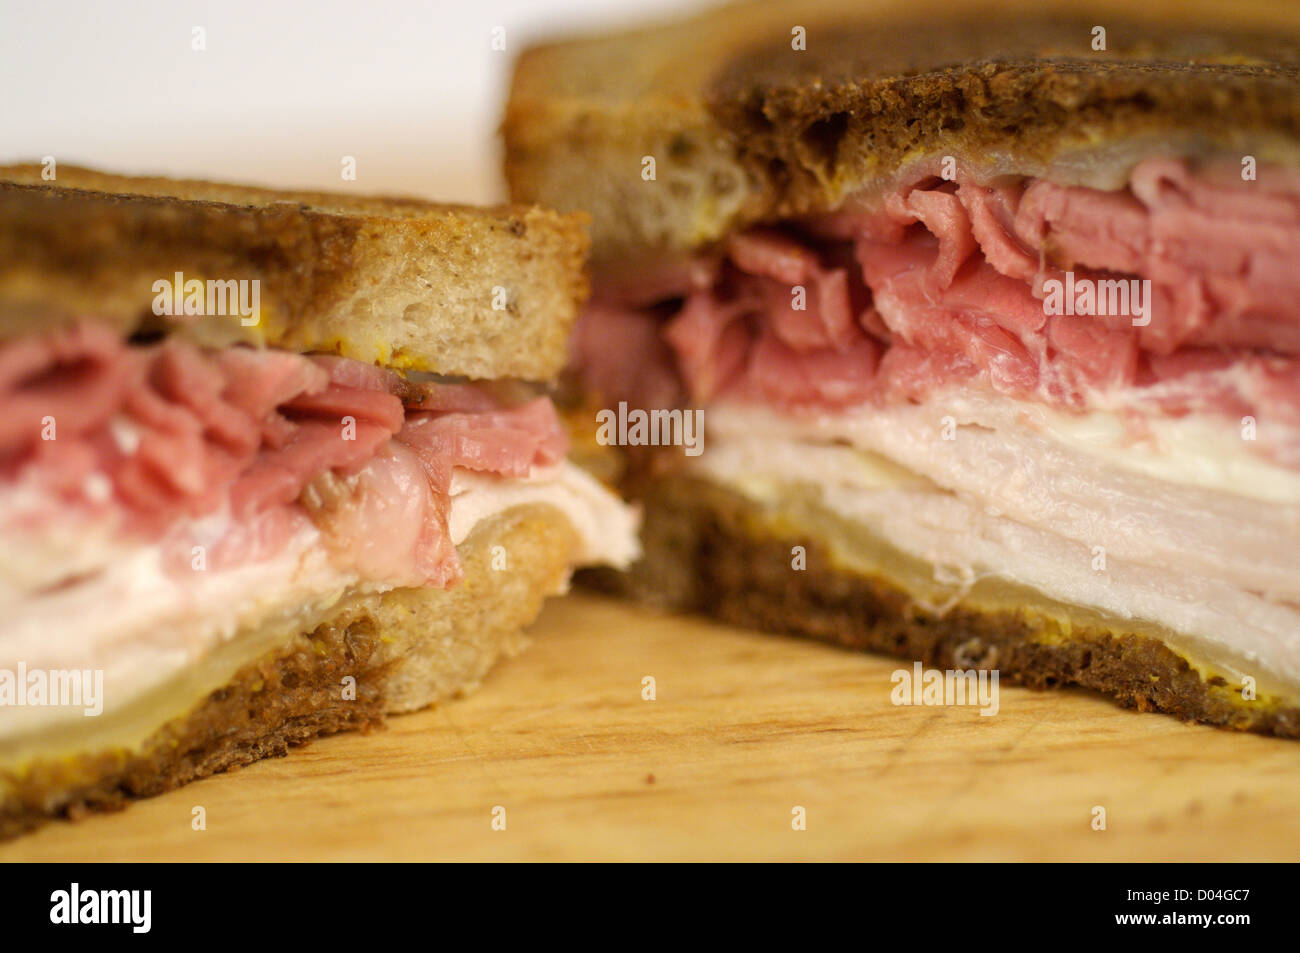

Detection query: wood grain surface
xmin=3 ymin=593 xmax=1297 ymax=862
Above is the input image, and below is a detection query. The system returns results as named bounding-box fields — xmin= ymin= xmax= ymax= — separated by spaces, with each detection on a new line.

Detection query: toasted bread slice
xmin=505 ymin=0 xmax=1300 ymax=265
xmin=0 ymin=504 xmax=581 ymax=839
xmin=0 ymin=164 xmax=589 ymax=380
xmin=580 ymin=475 xmax=1300 ymax=739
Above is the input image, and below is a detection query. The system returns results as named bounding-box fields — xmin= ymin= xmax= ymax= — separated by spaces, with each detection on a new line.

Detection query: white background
xmin=0 ymin=0 xmax=707 ymax=203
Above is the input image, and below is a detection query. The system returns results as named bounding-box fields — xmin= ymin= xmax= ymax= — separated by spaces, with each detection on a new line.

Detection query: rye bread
xmin=580 ymin=474 xmax=1300 ymax=739
xmin=0 ymin=504 xmax=581 ymax=839
xmin=505 ymin=0 xmax=1300 ymax=265
xmin=0 ymin=164 xmax=589 ymax=380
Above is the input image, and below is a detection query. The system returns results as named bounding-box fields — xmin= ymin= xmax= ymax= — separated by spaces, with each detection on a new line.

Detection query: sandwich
xmin=0 ymin=164 xmax=639 ymax=836
xmin=504 ymin=0 xmax=1300 ymax=736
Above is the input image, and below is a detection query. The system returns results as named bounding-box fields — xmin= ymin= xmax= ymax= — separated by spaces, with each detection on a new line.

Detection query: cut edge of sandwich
xmin=1 ymin=504 xmax=585 ymax=838
xmin=0 ymin=165 xmax=641 ymax=836
xmin=582 ymin=473 xmax=1300 ymax=739
xmin=509 ymin=0 xmax=1300 ymax=738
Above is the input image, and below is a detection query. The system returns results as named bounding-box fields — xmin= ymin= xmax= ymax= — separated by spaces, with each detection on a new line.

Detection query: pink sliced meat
xmin=1046 ymin=314 xmax=1141 ymax=396
xmin=886 ymin=186 xmax=978 ymax=290
xmin=574 ymin=302 xmax=685 ymax=412
xmin=396 ymin=397 xmax=568 ymax=479
xmin=308 ymin=354 xmax=406 ymax=393
xmin=729 ymin=230 xmax=857 ymax=351
xmin=406 ymin=381 xmax=506 ymax=414
xmin=284 ymin=386 xmax=406 ymax=431
xmin=663 ymin=290 xmax=753 ymax=403
xmin=956 ymin=180 xmax=1038 ymax=282
xmin=745 ymin=326 xmax=879 ymax=408
xmin=1018 ymin=158 xmax=1300 ymax=355
xmin=0 ymin=323 xmax=131 ymax=456
xmin=215 ymin=347 xmax=329 ymax=415
xmin=306 ymin=441 xmax=461 ymax=589
xmin=580 ymin=156 xmax=1300 ymax=467
xmin=0 ymin=324 xmax=572 ymax=588
xmin=230 ymin=419 xmax=394 ymax=518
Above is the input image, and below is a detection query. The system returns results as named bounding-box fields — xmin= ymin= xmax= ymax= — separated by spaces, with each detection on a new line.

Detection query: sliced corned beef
xmin=576 ymin=156 xmax=1300 ymax=466
xmin=0 ymin=324 xmax=569 ymax=588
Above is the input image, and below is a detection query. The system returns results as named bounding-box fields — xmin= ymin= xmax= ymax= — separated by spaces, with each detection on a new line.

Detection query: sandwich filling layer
xmin=696 ymin=401 xmax=1300 ymax=697
xmin=578 ymin=155 xmax=1300 ymax=695
xmin=0 ymin=325 xmax=637 ymax=743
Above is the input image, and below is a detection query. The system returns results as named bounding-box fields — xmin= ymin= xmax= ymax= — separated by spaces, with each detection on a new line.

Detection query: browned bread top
xmin=0 ymin=164 xmax=590 ymax=381
xmin=505 ymin=0 xmax=1300 ymax=265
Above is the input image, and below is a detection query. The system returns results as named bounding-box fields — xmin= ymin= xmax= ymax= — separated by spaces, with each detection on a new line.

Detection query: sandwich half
xmin=505 ymin=0 xmax=1300 ymax=736
xmin=0 ymin=165 xmax=638 ymax=836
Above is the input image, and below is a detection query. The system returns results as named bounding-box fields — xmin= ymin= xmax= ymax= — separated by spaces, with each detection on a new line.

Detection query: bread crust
xmin=505 ymin=0 xmax=1300 ymax=263
xmin=0 ymin=164 xmax=590 ymax=380
xmin=0 ymin=504 xmax=580 ymax=839
xmin=580 ymin=474 xmax=1300 ymax=739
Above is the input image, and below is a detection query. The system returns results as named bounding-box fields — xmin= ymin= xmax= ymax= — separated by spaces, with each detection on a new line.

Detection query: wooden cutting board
xmin=4 ymin=593 xmax=1297 ymax=861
